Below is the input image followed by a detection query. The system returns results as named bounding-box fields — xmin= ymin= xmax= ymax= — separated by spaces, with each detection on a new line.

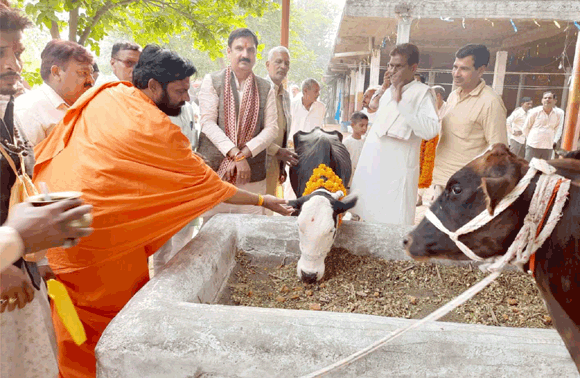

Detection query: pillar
xmin=348 ymin=69 xmax=356 ymax=120
xmin=515 ymin=74 xmax=525 ymax=106
xmin=561 ymin=67 xmax=572 ymax=111
xmin=562 ymin=33 xmax=580 ymax=151
xmin=492 ymin=51 xmax=508 ymax=96
xmin=369 ymin=49 xmax=381 ymax=87
xmin=356 ymin=63 xmax=365 ymax=111
xmin=396 ymin=18 xmax=412 ymax=44
xmin=427 ymin=71 xmax=436 ymax=86
xmin=280 ymin=0 xmax=290 ymax=47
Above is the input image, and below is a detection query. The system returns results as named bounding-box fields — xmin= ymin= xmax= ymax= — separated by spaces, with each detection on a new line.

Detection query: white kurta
xmin=350 ymin=81 xmax=439 ymax=225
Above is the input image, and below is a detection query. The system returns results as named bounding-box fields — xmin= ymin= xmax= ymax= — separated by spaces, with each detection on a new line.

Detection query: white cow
xmin=288 ymin=128 xmax=357 ymax=283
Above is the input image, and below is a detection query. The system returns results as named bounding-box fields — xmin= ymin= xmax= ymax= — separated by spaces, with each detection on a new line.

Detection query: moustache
xmin=0 ymin=72 xmax=20 ymax=80
xmin=239 ymin=58 xmax=251 ymax=63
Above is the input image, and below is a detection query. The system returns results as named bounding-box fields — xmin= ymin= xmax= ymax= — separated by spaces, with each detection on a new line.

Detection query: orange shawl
xmin=418 ymin=135 xmax=439 ymax=189
xmin=33 ymin=82 xmax=237 ymax=377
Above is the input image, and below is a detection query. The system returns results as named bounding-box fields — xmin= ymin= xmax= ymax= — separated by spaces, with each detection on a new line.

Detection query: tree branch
xmin=68 ymin=7 xmax=78 ymax=42
xmin=78 ymin=0 xmax=138 ymax=45
xmin=50 ymin=20 xmax=60 ymax=39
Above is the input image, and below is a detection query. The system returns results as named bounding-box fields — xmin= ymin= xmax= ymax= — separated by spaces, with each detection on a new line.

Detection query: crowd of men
xmin=0 ymin=1 xmax=575 ymax=377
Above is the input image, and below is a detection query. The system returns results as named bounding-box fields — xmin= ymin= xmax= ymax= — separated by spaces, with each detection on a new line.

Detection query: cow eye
xmin=451 ymin=185 xmax=462 ymax=195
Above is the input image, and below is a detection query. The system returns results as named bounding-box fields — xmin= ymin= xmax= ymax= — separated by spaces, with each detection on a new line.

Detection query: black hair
xmin=543 ymin=91 xmax=558 ymax=100
xmin=520 ymin=96 xmax=532 ymax=104
xmin=351 ymin=111 xmax=369 ymax=124
xmin=0 ymin=2 xmax=32 ymax=32
xmin=390 ymin=43 xmax=419 ymax=66
xmin=455 ymin=44 xmax=490 ymax=69
xmin=111 ymin=41 xmax=141 ymax=59
xmin=132 ymin=44 xmax=196 ymax=89
xmin=228 ymin=28 xmax=258 ymax=48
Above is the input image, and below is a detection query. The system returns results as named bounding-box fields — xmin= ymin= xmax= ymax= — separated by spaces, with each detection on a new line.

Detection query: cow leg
xmin=535 ymin=275 xmax=580 ymax=372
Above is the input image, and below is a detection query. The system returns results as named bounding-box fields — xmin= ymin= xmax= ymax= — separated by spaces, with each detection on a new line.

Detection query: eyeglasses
xmin=387 ymin=63 xmax=408 ymax=71
xmin=113 ymin=58 xmax=138 ymax=68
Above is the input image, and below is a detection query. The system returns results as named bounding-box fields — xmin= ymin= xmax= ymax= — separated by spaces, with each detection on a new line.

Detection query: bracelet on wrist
xmin=257 ymin=194 xmax=264 ymax=206
xmin=234 ymin=154 xmax=246 ymax=162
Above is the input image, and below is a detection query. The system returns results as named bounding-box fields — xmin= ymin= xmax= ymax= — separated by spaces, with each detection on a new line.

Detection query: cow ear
xmin=481 ymin=177 xmax=514 ymax=216
xmin=332 ymin=194 xmax=358 ymax=214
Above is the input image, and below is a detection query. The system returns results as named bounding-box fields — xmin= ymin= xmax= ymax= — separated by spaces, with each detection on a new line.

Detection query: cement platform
xmin=96 ymin=215 xmax=578 ymax=377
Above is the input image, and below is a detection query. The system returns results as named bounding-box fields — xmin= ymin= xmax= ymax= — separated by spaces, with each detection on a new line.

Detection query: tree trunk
xmin=69 ymin=7 xmax=79 ymax=42
xmin=50 ymin=20 xmax=60 ymax=39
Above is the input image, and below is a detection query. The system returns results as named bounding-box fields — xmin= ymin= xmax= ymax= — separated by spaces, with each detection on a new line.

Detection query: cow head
xmin=289 ymin=190 xmax=357 ymax=283
xmin=405 ymin=143 xmax=530 ymax=262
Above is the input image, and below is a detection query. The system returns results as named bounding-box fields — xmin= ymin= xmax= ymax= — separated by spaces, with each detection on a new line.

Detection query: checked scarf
xmin=216 ymin=66 xmax=260 ymax=184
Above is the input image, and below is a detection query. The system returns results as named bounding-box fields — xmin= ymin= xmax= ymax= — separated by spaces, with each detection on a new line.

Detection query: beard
xmin=0 ymin=73 xmax=20 ymax=96
xmin=156 ymin=89 xmax=184 ymax=117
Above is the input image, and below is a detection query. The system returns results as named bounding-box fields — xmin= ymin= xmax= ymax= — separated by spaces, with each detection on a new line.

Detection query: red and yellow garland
xmin=418 ymin=135 xmax=439 ymax=189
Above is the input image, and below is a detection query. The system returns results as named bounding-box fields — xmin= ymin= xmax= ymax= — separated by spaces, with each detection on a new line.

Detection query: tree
xmin=16 ymin=0 xmax=275 ymax=57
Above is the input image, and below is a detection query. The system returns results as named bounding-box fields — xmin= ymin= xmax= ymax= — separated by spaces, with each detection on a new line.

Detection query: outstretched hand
xmin=4 ymin=199 xmax=93 ymax=254
xmin=262 ymin=195 xmax=294 ymax=216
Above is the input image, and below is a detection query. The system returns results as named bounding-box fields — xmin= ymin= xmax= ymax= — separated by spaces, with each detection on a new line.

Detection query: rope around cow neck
xmin=300 ymin=158 xmax=571 ymax=378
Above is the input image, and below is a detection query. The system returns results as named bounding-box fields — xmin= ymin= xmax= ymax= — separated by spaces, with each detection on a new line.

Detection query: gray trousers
xmin=509 ymin=139 xmax=526 ymax=158
xmin=525 ymin=145 xmax=553 ymax=161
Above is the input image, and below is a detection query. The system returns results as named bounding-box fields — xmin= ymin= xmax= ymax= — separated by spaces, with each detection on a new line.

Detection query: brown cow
xmin=404 ymin=143 xmax=580 ymax=372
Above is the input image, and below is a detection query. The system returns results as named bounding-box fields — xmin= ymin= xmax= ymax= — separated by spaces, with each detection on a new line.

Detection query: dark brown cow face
xmin=405 ymin=144 xmax=529 ymax=262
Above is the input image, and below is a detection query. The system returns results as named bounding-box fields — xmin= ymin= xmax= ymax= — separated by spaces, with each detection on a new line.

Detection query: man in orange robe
xmin=33 ymin=45 xmax=291 ymax=378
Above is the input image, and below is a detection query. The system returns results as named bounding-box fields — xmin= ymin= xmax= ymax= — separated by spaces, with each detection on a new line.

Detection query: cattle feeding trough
xmin=96 ymin=213 xmax=577 ymax=377
xmin=407 ymin=144 xmax=580 ymax=373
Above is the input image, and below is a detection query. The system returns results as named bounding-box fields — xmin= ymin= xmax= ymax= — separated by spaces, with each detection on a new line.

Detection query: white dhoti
xmin=1 ymin=276 xmax=58 ymax=378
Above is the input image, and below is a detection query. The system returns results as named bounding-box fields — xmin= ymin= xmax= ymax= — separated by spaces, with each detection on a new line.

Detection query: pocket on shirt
xmin=446 ymin=111 xmax=478 ymax=140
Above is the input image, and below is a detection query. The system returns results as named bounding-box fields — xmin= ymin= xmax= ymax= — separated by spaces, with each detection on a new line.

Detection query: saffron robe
xmin=33 ymin=82 xmax=237 ymax=378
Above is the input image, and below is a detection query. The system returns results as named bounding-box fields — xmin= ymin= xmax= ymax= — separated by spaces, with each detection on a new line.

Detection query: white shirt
xmin=14 ymin=83 xmax=69 ymax=146
xmin=169 ymin=102 xmax=200 ymax=151
xmin=198 ymin=72 xmax=278 ymax=158
xmin=289 ymin=98 xmax=325 ymax=142
xmin=342 ymin=135 xmax=365 ymax=186
xmin=506 ymin=107 xmax=528 ymax=145
xmin=523 ymin=106 xmax=565 ymax=149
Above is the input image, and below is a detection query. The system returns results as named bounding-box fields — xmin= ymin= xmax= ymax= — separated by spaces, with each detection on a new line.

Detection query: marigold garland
xmin=418 ymin=135 xmax=439 ymax=189
xmin=302 ymin=163 xmax=347 ymax=197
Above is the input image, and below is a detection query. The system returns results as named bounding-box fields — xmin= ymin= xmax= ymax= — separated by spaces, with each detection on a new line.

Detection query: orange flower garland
xmin=302 ymin=164 xmax=347 ymax=198
xmin=418 ymin=135 xmax=439 ymax=189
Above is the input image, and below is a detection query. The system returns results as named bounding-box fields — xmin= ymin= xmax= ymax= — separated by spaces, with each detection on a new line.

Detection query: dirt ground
xmin=222 ymin=248 xmax=552 ymax=329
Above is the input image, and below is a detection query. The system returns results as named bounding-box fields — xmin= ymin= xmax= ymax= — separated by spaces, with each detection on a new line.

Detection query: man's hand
xmin=4 ymin=199 xmax=93 ymax=254
xmin=262 ymin=195 xmax=294 ymax=216
xmin=513 ymin=130 xmax=523 ymax=137
xmin=390 ymin=69 xmax=405 ymax=103
xmin=381 ymin=71 xmax=391 ymax=91
xmin=0 ymin=265 xmax=35 ymax=312
xmin=38 ymin=265 xmax=56 ymax=282
xmin=275 ymin=148 xmax=298 ymax=167
xmin=234 ymin=159 xmax=252 ymax=185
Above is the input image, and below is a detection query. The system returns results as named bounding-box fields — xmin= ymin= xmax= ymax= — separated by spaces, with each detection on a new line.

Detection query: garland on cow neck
xmin=302 ymin=164 xmax=347 ymax=197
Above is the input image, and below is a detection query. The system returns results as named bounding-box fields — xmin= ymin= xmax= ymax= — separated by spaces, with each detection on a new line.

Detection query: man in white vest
xmin=349 ymin=43 xmax=439 ymax=225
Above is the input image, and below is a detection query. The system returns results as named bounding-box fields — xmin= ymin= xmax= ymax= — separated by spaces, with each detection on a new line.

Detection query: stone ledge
xmin=96 ymin=214 xmax=577 ymax=377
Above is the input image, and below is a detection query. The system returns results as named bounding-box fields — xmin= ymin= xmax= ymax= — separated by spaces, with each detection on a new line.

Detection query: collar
xmin=40 ymin=83 xmax=69 ymax=109
xmin=458 ymin=79 xmax=486 ymax=98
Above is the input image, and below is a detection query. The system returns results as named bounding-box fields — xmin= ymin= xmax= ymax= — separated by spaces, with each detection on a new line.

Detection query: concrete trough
xmin=96 ymin=214 xmax=578 ymax=377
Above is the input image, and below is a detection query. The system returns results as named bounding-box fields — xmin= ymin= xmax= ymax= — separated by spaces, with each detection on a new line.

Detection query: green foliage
xmin=22 ymin=67 xmax=43 ymax=87
xmin=15 ymin=0 xmax=276 ymax=58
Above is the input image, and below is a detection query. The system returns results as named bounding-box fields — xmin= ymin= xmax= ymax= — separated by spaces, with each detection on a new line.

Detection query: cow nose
xmin=301 ymin=271 xmax=318 ymax=284
xmin=403 ymin=236 xmax=411 ymax=247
